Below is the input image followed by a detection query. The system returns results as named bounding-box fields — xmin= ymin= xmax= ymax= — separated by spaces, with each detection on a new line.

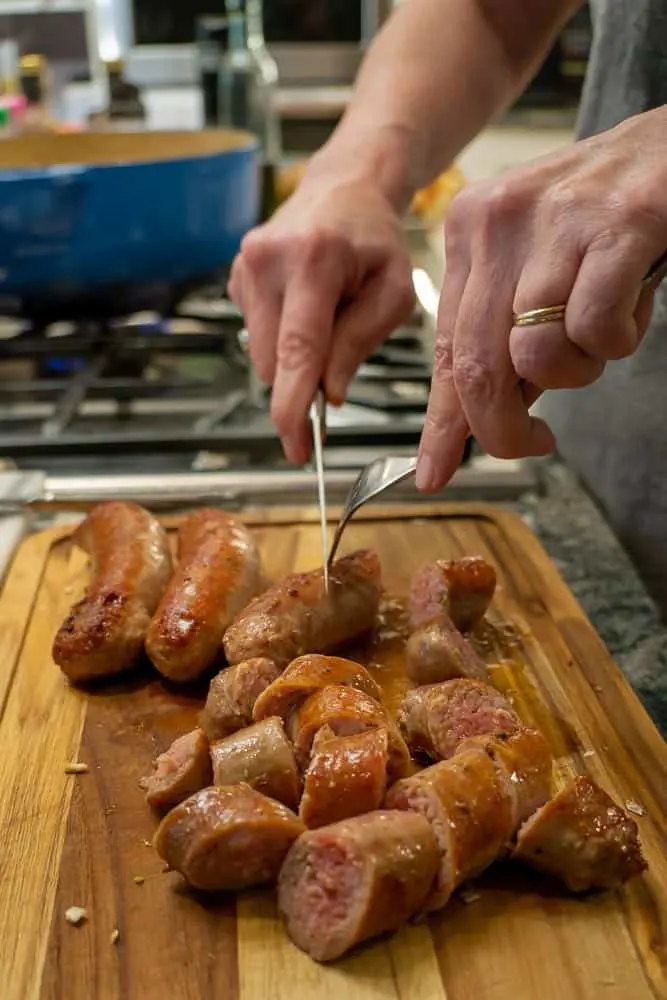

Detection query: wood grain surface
xmin=1 ymin=503 xmax=666 ymax=1000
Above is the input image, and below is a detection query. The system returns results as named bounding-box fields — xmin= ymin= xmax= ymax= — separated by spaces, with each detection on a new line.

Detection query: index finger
xmin=452 ymin=265 xmax=554 ymax=460
xmin=271 ymin=265 xmax=344 ymax=464
xmin=415 ymin=259 xmax=471 ymax=493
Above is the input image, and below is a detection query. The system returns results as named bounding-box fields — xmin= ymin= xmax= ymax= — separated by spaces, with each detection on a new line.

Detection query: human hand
xmin=416 ymin=107 xmax=667 ymax=493
xmin=228 ymin=168 xmax=414 ymax=463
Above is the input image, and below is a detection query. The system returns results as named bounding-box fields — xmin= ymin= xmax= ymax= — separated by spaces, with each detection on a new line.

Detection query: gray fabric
xmin=539 ymin=0 xmax=667 ymax=617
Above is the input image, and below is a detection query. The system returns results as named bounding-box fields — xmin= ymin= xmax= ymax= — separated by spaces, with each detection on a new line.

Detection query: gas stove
xmin=0 ymin=281 xmax=437 ymax=471
xmin=0 ymin=260 xmax=542 ymax=511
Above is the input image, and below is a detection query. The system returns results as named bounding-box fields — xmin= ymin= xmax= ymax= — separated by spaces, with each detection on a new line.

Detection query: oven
xmin=118 ymin=0 xmax=394 ymax=90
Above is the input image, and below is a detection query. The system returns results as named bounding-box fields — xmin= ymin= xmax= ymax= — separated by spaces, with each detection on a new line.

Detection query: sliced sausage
xmin=52 ymin=501 xmax=173 ymax=682
xmin=140 ymin=728 xmax=212 ymax=813
xmin=253 ymin=654 xmax=382 ymax=724
xmin=385 ymin=746 xmax=514 ymax=910
xmin=405 ymin=615 xmax=489 ymax=685
xmin=512 ymin=775 xmax=647 ymax=892
xmin=398 ymin=678 xmax=522 ymax=761
xmin=299 ymin=727 xmax=389 ymax=829
xmin=409 ymin=556 xmax=496 ymax=633
xmin=199 ymin=657 xmax=280 ymax=740
xmin=460 ymin=728 xmax=553 ymax=829
xmin=146 ymin=509 xmax=262 ymax=682
xmin=277 ymin=810 xmax=440 ymax=962
xmin=289 ymin=685 xmax=411 ymax=781
xmin=154 ymin=783 xmax=305 ymax=892
xmin=210 ymin=716 xmax=300 ymax=810
xmin=223 ymin=549 xmax=382 ymax=669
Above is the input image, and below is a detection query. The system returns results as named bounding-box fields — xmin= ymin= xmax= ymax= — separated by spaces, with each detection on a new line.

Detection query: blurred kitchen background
xmin=0 ymin=0 xmax=589 ymax=518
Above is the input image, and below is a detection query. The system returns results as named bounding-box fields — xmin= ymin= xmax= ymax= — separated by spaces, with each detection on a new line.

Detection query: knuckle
xmin=620 ymin=187 xmax=664 ymax=231
xmin=453 ymin=353 xmax=494 ymax=399
xmin=432 ymin=337 xmax=454 ymax=380
xmin=239 ymin=227 xmax=271 ymax=265
xmin=477 ymin=178 xmax=525 ymax=232
xmin=276 ymin=326 xmax=315 ymax=371
xmin=294 ymin=227 xmax=345 ymax=268
xmin=542 ymin=182 xmax=579 ymax=225
xmin=567 ymin=303 xmax=635 ymax=360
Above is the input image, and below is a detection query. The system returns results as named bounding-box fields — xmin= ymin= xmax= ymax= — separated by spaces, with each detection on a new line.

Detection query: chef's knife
xmin=309 ymin=385 xmax=329 ymax=593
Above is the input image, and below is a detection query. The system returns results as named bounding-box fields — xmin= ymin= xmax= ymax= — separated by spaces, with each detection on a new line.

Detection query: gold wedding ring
xmin=512 ymin=249 xmax=667 ymax=329
xmin=513 ymin=304 xmax=566 ymax=327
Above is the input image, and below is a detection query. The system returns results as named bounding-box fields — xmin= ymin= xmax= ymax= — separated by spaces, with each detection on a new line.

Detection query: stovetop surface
xmin=0 ymin=283 xmax=436 ymax=472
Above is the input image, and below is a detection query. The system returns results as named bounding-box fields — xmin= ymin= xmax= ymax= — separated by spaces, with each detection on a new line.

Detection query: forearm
xmin=308 ymin=0 xmax=581 ymax=211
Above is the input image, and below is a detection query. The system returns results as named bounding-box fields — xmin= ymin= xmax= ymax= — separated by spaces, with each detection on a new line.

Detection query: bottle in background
xmin=18 ymin=54 xmax=57 ymax=133
xmin=196 ymin=16 xmax=229 ymax=128
xmin=104 ymin=59 xmax=147 ymax=130
xmin=0 ymin=39 xmax=19 ymax=98
xmin=219 ymin=0 xmax=281 ymax=220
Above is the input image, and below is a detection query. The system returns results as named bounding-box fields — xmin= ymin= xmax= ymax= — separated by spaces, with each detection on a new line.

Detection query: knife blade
xmin=309 ymin=385 xmax=329 ymax=593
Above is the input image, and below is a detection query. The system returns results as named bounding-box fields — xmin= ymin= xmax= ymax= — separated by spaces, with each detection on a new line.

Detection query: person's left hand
xmin=416 ymin=106 xmax=667 ymax=493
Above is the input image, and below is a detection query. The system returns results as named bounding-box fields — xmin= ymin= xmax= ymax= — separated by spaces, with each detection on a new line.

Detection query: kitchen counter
xmin=517 ymin=461 xmax=667 ymax=738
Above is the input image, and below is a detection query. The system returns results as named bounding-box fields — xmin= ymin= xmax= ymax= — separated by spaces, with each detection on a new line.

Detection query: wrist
xmin=302 ymin=119 xmax=420 ymax=214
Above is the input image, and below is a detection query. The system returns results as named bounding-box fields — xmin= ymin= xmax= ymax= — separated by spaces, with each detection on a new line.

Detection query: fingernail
xmin=415 ymin=453 xmax=434 ymax=492
xmin=326 ymin=375 xmax=350 ymax=408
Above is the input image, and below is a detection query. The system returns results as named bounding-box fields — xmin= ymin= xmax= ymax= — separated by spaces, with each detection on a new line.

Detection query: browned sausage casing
xmin=409 ymin=556 xmax=496 ymax=633
xmin=210 ymin=716 xmax=300 ymax=810
xmin=154 ymin=783 xmax=305 ymax=892
xmin=299 ymin=726 xmax=389 ymax=829
xmin=512 ymin=775 xmax=647 ymax=892
xmin=405 ymin=614 xmax=489 ymax=686
xmin=459 ymin=728 xmax=553 ymax=829
xmin=140 ymin=728 xmax=212 ymax=813
xmin=146 ymin=508 xmax=262 ymax=682
xmin=223 ymin=549 xmax=382 ymax=668
xmin=289 ymin=684 xmax=411 ymax=781
xmin=278 ymin=810 xmax=440 ymax=962
xmin=253 ymin=654 xmax=382 ymax=724
xmin=199 ymin=657 xmax=281 ymax=741
xmin=52 ymin=501 xmax=173 ymax=682
xmin=385 ymin=747 xmax=514 ymax=910
xmin=398 ymin=678 xmax=522 ymax=761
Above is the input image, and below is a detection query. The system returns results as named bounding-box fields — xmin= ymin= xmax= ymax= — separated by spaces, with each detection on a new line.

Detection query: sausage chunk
xmin=199 ymin=657 xmax=280 ymax=740
xmin=277 ymin=810 xmax=440 ymax=962
xmin=154 ymin=783 xmax=305 ymax=892
xmin=52 ymin=501 xmax=173 ymax=682
xmin=398 ymin=678 xmax=522 ymax=761
xmin=385 ymin=747 xmax=514 ymax=910
xmin=299 ymin=727 xmax=389 ymax=829
xmin=460 ymin=728 xmax=553 ymax=829
xmin=140 ymin=728 xmax=212 ymax=813
xmin=405 ymin=615 xmax=489 ymax=686
xmin=253 ymin=654 xmax=382 ymax=724
xmin=512 ymin=776 xmax=647 ymax=892
xmin=223 ymin=549 xmax=382 ymax=668
xmin=146 ymin=509 xmax=262 ymax=682
xmin=409 ymin=556 xmax=496 ymax=633
xmin=210 ymin=716 xmax=300 ymax=810
xmin=289 ymin=685 xmax=411 ymax=781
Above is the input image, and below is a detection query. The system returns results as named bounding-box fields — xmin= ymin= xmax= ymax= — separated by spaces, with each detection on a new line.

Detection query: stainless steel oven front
xmin=117 ymin=0 xmax=394 ymax=90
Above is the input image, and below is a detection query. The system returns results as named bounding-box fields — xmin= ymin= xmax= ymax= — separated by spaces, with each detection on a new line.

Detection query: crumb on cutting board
xmin=65 ymin=906 xmax=88 ymax=926
xmin=64 ymin=762 xmax=89 ymax=774
xmin=111 ymin=928 xmax=120 ymax=945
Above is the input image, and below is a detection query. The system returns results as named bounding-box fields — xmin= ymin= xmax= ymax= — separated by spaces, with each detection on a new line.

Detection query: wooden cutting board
xmin=1 ymin=502 xmax=666 ymax=1000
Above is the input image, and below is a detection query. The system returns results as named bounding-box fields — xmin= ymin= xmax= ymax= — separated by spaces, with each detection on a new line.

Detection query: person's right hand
xmin=228 ymin=170 xmax=415 ymax=464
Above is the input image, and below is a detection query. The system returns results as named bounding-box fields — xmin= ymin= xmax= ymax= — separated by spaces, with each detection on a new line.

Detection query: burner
xmin=0 ymin=285 xmax=447 ymax=471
